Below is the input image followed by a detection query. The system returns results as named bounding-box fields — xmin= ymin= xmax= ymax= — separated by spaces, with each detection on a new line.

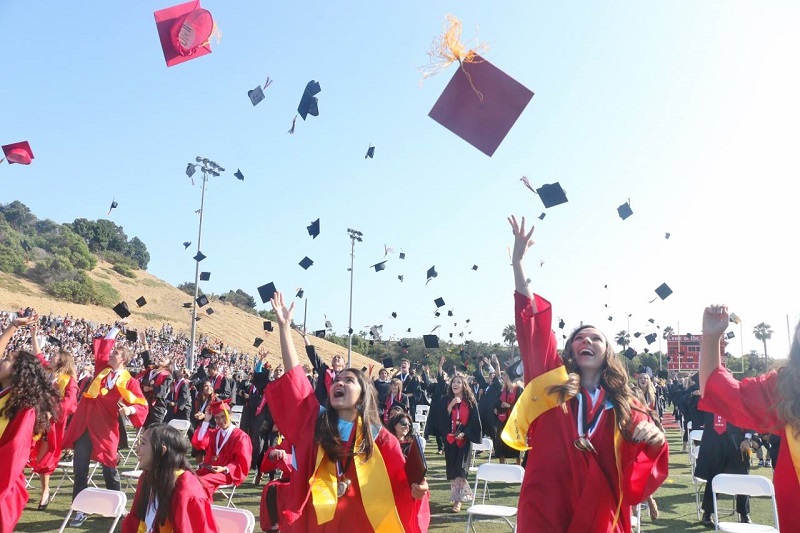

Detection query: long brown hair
xmin=443 ymin=373 xmax=478 ymax=408
xmin=53 ymin=349 xmax=77 ymax=381
xmin=316 ymin=368 xmax=382 ymax=462
xmin=776 ymin=322 xmax=800 ymax=437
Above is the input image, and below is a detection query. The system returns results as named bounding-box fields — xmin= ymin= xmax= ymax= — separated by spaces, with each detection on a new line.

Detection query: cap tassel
xmin=0 ymin=158 xmax=5 ymax=165
xmin=264 ymin=76 xmax=273 ymax=90
xmin=201 ymin=20 xmax=222 ymax=48
xmin=288 ymin=115 xmax=297 ymax=134
xmin=520 ymin=176 xmax=536 ymax=194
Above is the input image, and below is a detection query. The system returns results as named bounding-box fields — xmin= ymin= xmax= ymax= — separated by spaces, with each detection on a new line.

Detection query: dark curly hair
xmin=0 ymin=351 xmax=60 ymax=435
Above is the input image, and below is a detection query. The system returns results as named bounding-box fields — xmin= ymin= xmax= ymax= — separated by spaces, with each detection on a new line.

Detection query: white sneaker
xmin=69 ymin=511 xmax=88 ymax=527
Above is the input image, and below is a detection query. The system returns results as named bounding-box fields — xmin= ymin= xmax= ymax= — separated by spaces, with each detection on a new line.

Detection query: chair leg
xmin=58 ymin=510 xmax=73 ymax=533
xmin=108 ymin=515 xmax=122 ymax=533
xmin=465 ymin=515 xmax=471 ymax=533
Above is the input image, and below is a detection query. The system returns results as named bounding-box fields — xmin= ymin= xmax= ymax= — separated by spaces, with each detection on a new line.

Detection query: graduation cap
xmin=257 ymin=282 xmax=277 ymax=303
xmin=538 ymin=212 xmax=546 ymax=220
xmin=298 ymin=80 xmax=322 ymax=120
xmin=208 ymin=398 xmax=233 ymax=417
xmin=234 ymin=169 xmax=244 ymax=181
xmin=399 ymin=251 xmax=406 ymax=259
xmin=665 ymin=232 xmax=671 ymax=240
xmin=391 ymin=312 xmax=397 ymax=318
xmin=426 ymin=266 xmax=438 ymax=284
xmin=423 ymin=334 xmax=440 ymax=349
xmin=1 ymin=141 xmax=34 ymax=165
xmin=650 ymin=283 xmax=673 ymax=302
xmin=154 ymin=0 xmax=215 ymax=68
xmin=558 ymin=318 xmax=565 ymax=329
xmin=112 ymin=302 xmax=131 ymax=319
xmin=398 ymin=275 xmax=404 ymax=282
xmin=183 ymin=241 xmax=191 ymax=249
xmin=107 ymin=200 xmax=118 ymax=216
xmin=623 ymin=347 xmax=637 ymax=360
xmin=407 ymin=328 xmax=412 ymax=333
xmin=648 ymin=318 xmax=655 ymax=324
xmin=617 ymin=200 xmax=633 ymax=221
xmin=186 ymin=164 xmax=196 ymax=178
xmin=136 ymin=296 xmax=147 ymax=307
xmin=633 ymin=332 xmax=642 ymax=338
xmin=182 ymin=302 xmax=192 ymax=308
xmin=447 ymin=309 xmax=454 ymax=317
xmin=263 ymin=321 xmax=273 ymax=332
xmin=371 ymin=261 xmax=387 ymax=272
xmin=295 ymin=288 xmax=304 ymax=299
xmin=248 ymin=85 xmax=265 ymax=106
xmin=382 ymin=356 xmax=394 ymax=368
xmin=365 ymin=145 xmax=375 ymax=159
xmin=219 ymin=295 xmax=226 ymax=301
xmin=199 ymin=272 xmax=211 ymax=281
xmin=472 ymin=265 xmax=478 ymax=271
xmin=726 ymin=331 xmax=735 ymax=339
xmin=299 ymin=256 xmax=314 ymax=270
xmin=434 ymin=311 xmax=441 ymax=317
xmin=47 ymin=335 xmax=61 ymax=346
xmin=196 ymin=295 xmax=209 ymax=307
xmin=20 ymin=240 xmax=32 ymax=252
xmin=645 ymin=333 xmax=657 ymax=345
xmin=325 ymin=320 xmax=333 ymax=329
xmin=125 ymin=330 xmax=138 ymax=342
xmin=434 ymin=297 xmax=445 ymax=308
xmin=206 ymin=308 xmax=215 ymax=315
xmin=253 ymin=337 xmax=264 ymax=348
xmin=729 ymin=313 xmax=742 ymax=325
xmin=315 ymin=330 xmax=326 ymax=338
xmin=506 ymin=357 xmax=524 ymax=381
xmin=370 ymin=325 xmax=383 ymax=338
xmin=608 ymin=316 xmax=613 ymax=321
xmin=307 ymin=219 xmax=320 ymax=239
xmin=536 ymin=183 xmax=568 ymax=208
xmin=193 ymin=251 xmax=207 ymax=262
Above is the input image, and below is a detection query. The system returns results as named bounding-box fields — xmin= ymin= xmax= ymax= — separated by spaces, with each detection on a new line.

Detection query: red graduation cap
xmin=154 ymin=0 xmax=215 ymax=68
xmin=2 ymin=141 xmax=34 ymax=165
xmin=209 ymin=398 xmax=231 ymax=416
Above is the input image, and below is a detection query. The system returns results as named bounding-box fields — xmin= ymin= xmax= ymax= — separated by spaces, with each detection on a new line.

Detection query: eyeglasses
xmin=398 ymin=421 xmax=410 ymax=427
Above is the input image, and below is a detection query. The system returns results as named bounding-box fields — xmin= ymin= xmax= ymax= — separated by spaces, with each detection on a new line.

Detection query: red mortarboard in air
xmin=154 ymin=0 xmax=215 ymax=68
xmin=2 ymin=141 xmax=34 ymax=165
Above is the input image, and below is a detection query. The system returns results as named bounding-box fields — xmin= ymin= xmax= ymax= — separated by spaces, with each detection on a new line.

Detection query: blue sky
xmin=3 ymin=1 xmax=799 ymax=359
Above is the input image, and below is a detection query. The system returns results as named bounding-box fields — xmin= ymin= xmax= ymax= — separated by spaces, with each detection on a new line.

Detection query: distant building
xmin=666 ymin=334 xmax=728 ymax=374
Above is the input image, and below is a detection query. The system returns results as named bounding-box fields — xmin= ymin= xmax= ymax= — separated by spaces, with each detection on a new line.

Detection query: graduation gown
xmin=137 ymin=366 xmax=173 ymax=427
xmin=0 ymin=392 xmax=35 ymax=533
xmin=259 ymin=440 xmax=294 ymax=532
xmin=264 ymin=365 xmax=430 ymax=533
xmin=699 ymin=367 xmax=800 ymax=529
xmin=508 ymin=292 xmax=669 ymax=533
xmin=31 ymin=374 xmax=78 ymax=475
xmin=191 ymin=423 xmax=252 ymax=499
xmin=166 ymin=378 xmax=192 ymax=422
xmin=121 ymin=470 xmax=219 ymax=533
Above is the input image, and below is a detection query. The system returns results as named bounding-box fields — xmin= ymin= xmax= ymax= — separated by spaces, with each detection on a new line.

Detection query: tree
xmin=0 ymin=201 xmax=37 ymax=232
xmin=502 ymin=325 xmax=517 ymax=358
xmin=177 ymin=281 xmax=196 ymax=295
xmin=615 ymin=330 xmax=631 ymax=352
xmin=127 ymin=236 xmax=150 ymax=269
xmin=753 ymin=322 xmax=774 ymax=358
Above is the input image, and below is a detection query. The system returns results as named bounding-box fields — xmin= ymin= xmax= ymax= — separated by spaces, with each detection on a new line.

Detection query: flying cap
xmin=125 ymin=330 xmax=138 ymax=342
xmin=652 ymin=283 xmax=673 ymax=301
xmin=382 ymin=356 xmax=394 ymax=368
xmin=370 ymin=325 xmax=383 ymax=338
xmin=428 ymin=53 xmax=534 ymax=157
xmin=248 ymin=85 xmax=265 ymax=106
xmin=391 ymin=312 xmax=397 ymax=318
xmin=371 ymin=261 xmax=388 ymax=272
xmin=257 ymin=282 xmax=277 ymax=303
xmin=399 ymin=252 xmax=406 ymax=259
xmin=1 ymin=141 xmax=34 ymax=165
xmin=426 ymin=266 xmax=438 ymax=283
xmin=471 ymin=265 xmax=478 ymax=271
xmin=365 ymin=146 xmax=375 ymax=159
xmin=633 ymin=332 xmax=642 ymax=338
xmin=199 ymin=272 xmax=211 ymax=281
xmin=154 ymin=0 xmax=215 ymax=68
xmin=253 ymin=337 xmax=264 ymax=348
xmin=617 ymin=201 xmax=633 ymax=221
xmin=136 ymin=296 xmax=147 ymax=307
xmin=206 ymin=308 xmax=214 ymax=315
xmin=20 ymin=240 xmax=32 ymax=252
xmin=47 ymin=335 xmax=61 ymax=346
xmin=113 ymin=302 xmax=131 ymax=319
xmin=665 ymin=232 xmax=671 ymax=240
xmin=298 ymin=80 xmax=322 ymax=120
xmin=307 ymin=219 xmax=320 ymax=239
xmin=623 ymin=347 xmax=637 ymax=360
xmin=536 ymin=182 xmax=568 ymax=208
xmin=447 ymin=310 xmax=453 ymax=317
xmin=645 ymin=333 xmax=657 ymax=345
xmin=729 ymin=313 xmax=742 ymax=325
xmin=193 ymin=251 xmax=206 ymax=262
xmin=183 ymin=241 xmax=191 ymax=249
xmin=196 ymin=295 xmax=209 ymax=307
xmin=263 ymin=321 xmax=273 ymax=332
xmin=558 ymin=319 xmax=565 ymax=329
xmin=315 ymin=330 xmax=326 ymax=338
xmin=538 ymin=212 xmax=546 ymax=220
xmin=234 ymin=169 xmax=244 ymax=181
xmin=726 ymin=331 xmax=735 ymax=339
xmin=182 ymin=302 xmax=192 ymax=308
xmin=434 ymin=297 xmax=445 ymax=308
xmin=186 ymin=164 xmax=196 ymax=178
xmin=423 ymin=334 xmax=440 ymax=349
xmin=296 ymin=288 xmax=304 ymax=298
xmin=325 ymin=320 xmax=332 ymax=329
xmin=299 ymin=256 xmax=314 ymax=270
xmin=398 ymin=275 xmax=404 ymax=282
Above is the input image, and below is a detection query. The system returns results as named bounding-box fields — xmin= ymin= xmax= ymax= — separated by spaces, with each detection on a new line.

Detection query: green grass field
xmin=16 ymin=415 xmax=777 ymax=532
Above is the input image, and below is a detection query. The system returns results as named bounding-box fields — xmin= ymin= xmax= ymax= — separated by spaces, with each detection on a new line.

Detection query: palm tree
xmin=662 ymin=326 xmax=674 ymax=340
xmin=615 ymin=330 xmax=630 ymax=353
xmin=502 ymin=325 xmax=517 ymax=358
xmin=753 ymin=322 xmax=774 ymax=359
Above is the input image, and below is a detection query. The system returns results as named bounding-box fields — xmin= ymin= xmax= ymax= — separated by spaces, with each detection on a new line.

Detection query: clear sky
xmin=3 ymin=1 xmax=799 ymax=360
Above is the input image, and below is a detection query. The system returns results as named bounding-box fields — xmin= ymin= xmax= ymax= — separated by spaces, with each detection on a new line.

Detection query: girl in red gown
xmin=502 ymin=216 xmax=669 ymax=533
xmin=263 ymin=291 xmax=431 ymax=532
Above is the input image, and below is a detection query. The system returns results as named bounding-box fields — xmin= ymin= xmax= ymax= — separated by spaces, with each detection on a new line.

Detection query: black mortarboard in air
xmin=253 ymin=337 xmax=264 ymax=348
xmin=257 ymin=282 xmax=277 ymax=303
xmin=536 ymin=182 xmax=568 ymax=208
xmin=608 ymin=315 xmax=613 ymax=321
xmin=186 ymin=164 xmax=196 ymax=178
xmin=196 ymin=295 xmax=209 ymax=307
xmin=234 ymin=169 xmax=244 ymax=181
xmin=108 ymin=200 xmax=119 ymax=213
xmin=296 ymin=288 xmax=304 ymax=298
xmin=182 ymin=302 xmax=192 ymax=308
xmin=423 ymin=334 xmax=440 ymax=349
xmin=538 ymin=212 xmax=546 ymax=220
xmin=648 ymin=318 xmax=655 ymax=324
xmin=299 ymin=256 xmax=314 ymax=270
xmin=447 ymin=310 xmax=453 ymax=317
xmin=263 ymin=321 xmax=273 ymax=332
xmin=652 ymin=283 xmax=673 ymax=302
xmin=219 ymin=295 xmax=226 ymax=301
xmin=399 ymin=252 xmax=406 ymax=259
xmin=623 ymin=347 xmax=637 ymax=360
xmin=726 ymin=331 xmax=735 ymax=339
xmin=426 ymin=266 xmax=438 ymax=283
xmin=434 ymin=297 xmax=445 ymax=308
xmin=371 ymin=261 xmax=387 ymax=272
xmin=307 ymin=219 xmax=320 ymax=239
xmin=193 ymin=251 xmax=206 ymax=262
xmin=113 ymin=302 xmax=131 ymax=319
xmin=633 ymin=332 xmax=642 ymax=338
xmin=506 ymin=357 xmax=524 ymax=381
xmin=665 ymin=232 xmax=671 ymax=240
xmin=315 ymin=330 xmax=326 ymax=338
xmin=382 ymin=356 xmax=394 ymax=368
xmin=136 ymin=296 xmax=147 ymax=307
xmin=125 ymin=330 xmax=138 ymax=342
xmin=434 ymin=311 xmax=441 ymax=317
xmin=248 ymin=85 xmax=265 ymax=106
xmin=617 ymin=201 xmax=633 ymax=221
xmin=183 ymin=241 xmax=191 ymax=249
xmin=558 ymin=319 xmax=565 ymax=329
xmin=206 ymin=308 xmax=214 ymax=315
xmin=398 ymin=275 xmax=404 ymax=282
xmin=472 ymin=265 xmax=478 ymax=271
xmin=365 ymin=145 xmax=375 ymax=159
xmin=449 ymin=333 xmax=453 ymax=338
xmin=391 ymin=312 xmax=397 ymax=318
xmin=47 ymin=335 xmax=61 ymax=346
xmin=325 ymin=320 xmax=332 ymax=329
xmin=199 ymin=272 xmax=211 ymax=281
xmin=298 ymin=80 xmax=322 ymax=120
xmin=645 ymin=333 xmax=657 ymax=345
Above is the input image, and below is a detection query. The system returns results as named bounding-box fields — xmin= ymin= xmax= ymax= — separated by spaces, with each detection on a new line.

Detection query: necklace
xmin=574 ymin=388 xmax=605 ymax=454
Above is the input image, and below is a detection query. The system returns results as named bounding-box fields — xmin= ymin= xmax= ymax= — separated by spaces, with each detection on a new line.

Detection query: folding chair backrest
xmin=472 ymin=437 xmax=493 ymax=453
xmin=231 ymin=405 xmax=244 ymax=414
xmin=211 ymin=505 xmax=255 ymax=533
xmin=475 ymin=463 xmax=525 ymax=484
xmin=167 ymin=418 xmax=192 ymax=435
xmin=71 ymin=488 xmax=127 ymax=517
xmin=712 ymin=474 xmax=774 ymax=497
xmin=689 ymin=430 xmax=703 ymax=443
xmin=415 ymin=405 xmax=429 ymax=418
xmin=687 ymin=421 xmax=692 ymax=431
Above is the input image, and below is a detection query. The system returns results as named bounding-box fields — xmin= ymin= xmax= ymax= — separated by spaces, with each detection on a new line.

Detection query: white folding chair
xmin=469 ymin=437 xmax=494 ymax=473
xmin=217 ymin=483 xmax=238 ymax=508
xmin=121 ymin=425 xmax=144 ymax=467
xmin=464 ymin=464 xmax=524 ymax=532
xmin=690 ymin=446 xmax=707 ymax=520
xmin=120 ymin=460 xmax=143 ymax=491
xmin=231 ymin=405 xmax=244 ymax=414
xmin=712 ymin=474 xmax=779 ymax=532
xmin=230 ymin=411 xmax=243 ymax=427
xmin=211 ymin=505 xmax=255 ymax=533
xmin=630 ymin=502 xmax=642 ymax=533
xmin=58 ymin=488 xmax=127 ymax=533
xmin=51 ymin=460 xmax=100 ymax=500
xmin=167 ymin=418 xmax=192 ymax=437
xmin=415 ymin=404 xmax=430 ymax=421
xmin=412 ymin=422 xmax=421 ymax=434
xmin=689 ymin=429 xmax=703 ymax=460
xmin=416 ymin=414 xmax=428 ymax=434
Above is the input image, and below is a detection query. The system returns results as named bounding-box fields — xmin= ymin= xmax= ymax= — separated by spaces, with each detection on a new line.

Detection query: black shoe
xmin=254 ymin=472 xmax=263 ymax=485
xmin=739 ymin=513 xmax=752 ymax=523
xmin=701 ymin=511 xmax=714 ymax=528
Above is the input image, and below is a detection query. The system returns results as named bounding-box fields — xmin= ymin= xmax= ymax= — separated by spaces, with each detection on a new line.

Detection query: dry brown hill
xmin=0 ymin=261 xmax=370 ymax=370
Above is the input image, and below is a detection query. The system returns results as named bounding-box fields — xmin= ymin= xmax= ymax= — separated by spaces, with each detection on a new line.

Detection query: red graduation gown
xmin=514 ymin=292 xmax=669 ymax=533
xmin=699 ymin=368 xmax=798 ymax=529
xmin=30 ymin=375 xmax=78 ymax=474
xmin=191 ymin=424 xmax=252 ymax=499
xmin=0 ymin=405 xmax=35 ymax=533
xmin=264 ymin=365 xmax=430 ymax=533
xmin=121 ymin=470 xmax=219 ymax=533
xmin=259 ymin=440 xmax=294 ymax=532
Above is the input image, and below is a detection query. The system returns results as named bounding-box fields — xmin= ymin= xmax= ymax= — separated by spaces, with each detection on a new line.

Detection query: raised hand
xmin=508 ymin=215 xmax=535 ymax=264
xmin=702 ymin=305 xmax=729 ymax=339
xmin=270 ymin=292 xmax=294 ymax=328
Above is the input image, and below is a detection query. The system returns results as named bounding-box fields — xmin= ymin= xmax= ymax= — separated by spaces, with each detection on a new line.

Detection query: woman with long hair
xmin=0 ymin=314 xmax=60 ymax=533
xmin=502 ymin=216 xmax=668 ymax=532
xmin=437 ymin=372 xmax=482 ymax=512
xmin=388 ymin=411 xmax=415 ymax=457
xmin=382 ymin=378 xmax=409 ymax=426
xmin=699 ymin=305 xmax=800 ymax=529
xmin=191 ymin=379 xmax=217 ymax=458
xmin=122 ymin=423 xmax=218 ymax=532
xmin=263 ymin=291 xmax=430 ymax=532
xmin=493 ymin=365 xmax=523 ymax=466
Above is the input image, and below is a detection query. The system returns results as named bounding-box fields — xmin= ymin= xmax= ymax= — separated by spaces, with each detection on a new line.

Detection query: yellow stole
xmin=785 ymin=424 xmax=800 ymax=486
xmin=56 ymin=373 xmax=70 ymax=398
xmin=84 ymin=367 xmax=147 ymax=406
xmin=0 ymin=391 xmax=11 ymax=441
xmin=136 ymin=470 xmax=185 ymax=533
xmin=310 ymin=418 xmax=405 ymax=531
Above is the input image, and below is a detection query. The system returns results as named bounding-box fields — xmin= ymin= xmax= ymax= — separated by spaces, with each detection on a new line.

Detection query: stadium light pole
xmin=187 ymin=157 xmax=224 ymax=371
xmin=346 ymin=228 xmax=363 ymax=368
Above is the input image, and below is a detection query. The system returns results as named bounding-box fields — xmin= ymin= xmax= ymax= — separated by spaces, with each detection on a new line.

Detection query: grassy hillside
xmin=0 ymin=261 xmax=369 ymax=369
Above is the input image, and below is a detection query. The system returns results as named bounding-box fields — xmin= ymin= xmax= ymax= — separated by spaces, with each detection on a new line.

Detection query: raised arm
xmin=30 ymin=322 xmax=42 ymax=355
xmin=271 ymin=292 xmax=300 ymax=370
xmin=699 ymin=305 xmax=728 ymax=395
xmin=508 ymin=215 xmax=533 ymax=299
xmin=0 ymin=314 xmax=37 ymax=355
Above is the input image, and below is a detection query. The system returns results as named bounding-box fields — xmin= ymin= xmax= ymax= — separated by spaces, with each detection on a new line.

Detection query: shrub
xmin=112 ymin=264 xmax=136 ymax=278
xmin=0 ymin=243 xmax=26 ymax=275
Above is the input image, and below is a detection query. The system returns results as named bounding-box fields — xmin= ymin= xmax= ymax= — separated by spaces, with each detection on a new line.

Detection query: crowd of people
xmin=0 ymin=215 xmax=796 ymax=532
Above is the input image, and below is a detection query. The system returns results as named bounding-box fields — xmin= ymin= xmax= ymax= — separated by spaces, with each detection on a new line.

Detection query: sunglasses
xmin=398 ymin=421 xmax=410 ymax=427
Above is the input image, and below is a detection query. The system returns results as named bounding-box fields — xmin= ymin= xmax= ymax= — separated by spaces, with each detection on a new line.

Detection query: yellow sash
xmin=501 ymin=365 xmax=571 ymax=451
xmin=0 ymin=392 xmax=10 ymax=441
xmin=84 ymin=368 xmax=147 ymax=406
xmin=785 ymin=424 xmax=800 ymax=486
xmin=310 ymin=418 xmax=405 ymax=531
xmin=135 ymin=470 xmax=185 ymax=533
xmin=56 ymin=373 xmax=70 ymax=398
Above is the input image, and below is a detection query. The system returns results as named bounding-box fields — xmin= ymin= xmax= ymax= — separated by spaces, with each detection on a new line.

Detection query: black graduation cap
xmin=20 ymin=240 xmax=32 ymax=252
xmin=186 ymin=164 xmax=196 ymax=178
xmin=263 ymin=321 xmax=273 ymax=332
xmin=298 ymin=80 xmax=322 ymax=120
xmin=315 ymin=330 xmax=326 ymax=338
xmin=466 ymin=319 xmax=471 ymax=323
xmin=423 ymin=334 xmax=440 ymax=349
xmin=248 ymin=85 xmax=265 ymax=106
xmin=398 ymin=275 xmax=404 ymax=282
xmin=299 ymin=256 xmax=314 ymax=270
xmin=391 ymin=312 xmax=397 ymax=318
xmin=182 ymin=302 xmax=192 ymax=308
xmin=617 ymin=201 xmax=633 ymax=220
xmin=382 ymin=356 xmax=394 ymax=368
xmin=608 ymin=315 xmax=613 ymax=321
xmin=434 ymin=311 xmax=441 ymax=317
xmin=325 ymin=320 xmax=333 ymax=329
xmin=449 ymin=333 xmax=453 ymax=338
xmin=206 ymin=308 xmax=215 ymax=315
xmin=407 ymin=328 xmax=412 ymax=333
xmin=506 ymin=357 xmax=524 ymax=381
xmin=645 ymin=333 xmax=657 ymax=345
xmin=665 ymin=232 xmax=671 ymax=240
xmin=399 ymin=252 xmax=406 ymax=259
xmin=47 ymin=335 xmax=61 ymax=346
xmin=183 ymin=241 xmax=191 ymax=249
xmin=113 ymin=302 xmax=131 ymax=319
xmin=558 ymin=318 xmax=565 ymax=329
xmin=193 ymin=251 xmax=206 ymax=262
xmin=633 ymin=332 xmax=642 ymax=338
xmin=623 ymin=347 xmax=637 ymax=360
xmin=426 ymin=266 xmax=438 ymax=283
xmin=651 ymin=283 xmax=673 ymax=302
xmin=219 ymin=295 xmax=226 ymax=301
xmin=371 ymin=261 xmax=387 ymax=272
xmin=136 ymin=296 xmax=147 ymax=307
xmin=447 ymin=310 xmax=454 ymax=317
xmin=108 ymin=199 xmax=119 ymax=214
xmin=307 ymin=219 xmax=320 ymax=239
xmin=254 ymin=337 xmax=264 ymax=348
xmin=726 ymin=331 xmax=735 ymax=339
xmin=365 ymin=145 xmax=375 ymax=159
xmin=234 ymin=169 xmax=244 ymax=181
xmin=648 ymin=318 xmax=655 ymax=324
xmin=199 ymin=272 xmax=211 ymax=281
xmin=472 ymin=265 xmax=478 ymax=271
xmin=538 ymin=212 xmax=546 ymax=220
xmin=536 ymin=182 xmax=568 ymax=208
xmin=434 ymin=297 xmax=445 ymax=308
xmin=296 ymin=288 xmax=304 ymax=298
xmin=125 ymin=330 xmax=138 ymax=342
xmin=196 ymin=295 xmax=209 ymax=307
xmin=257 ymin=282 xmax=277 ymax=303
